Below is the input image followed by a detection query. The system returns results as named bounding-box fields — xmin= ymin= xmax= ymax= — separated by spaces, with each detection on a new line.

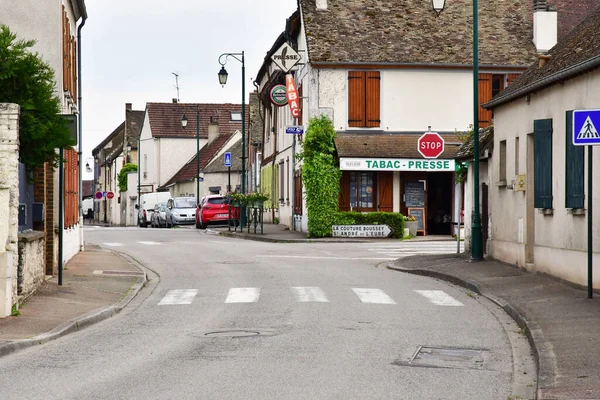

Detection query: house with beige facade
xmin=483 ymin=5 xmax=600 ymax=288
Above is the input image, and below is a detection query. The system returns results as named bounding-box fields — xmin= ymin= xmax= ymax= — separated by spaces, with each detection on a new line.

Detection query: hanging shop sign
xmin=339 ymin=157 xmax=456 ymax=171
xmin=270 ymin=84 xmax=288 ymax=106
xmin=271 ymin=42 xmax=302 ymax=73
xmin=285 ymin=74 xmax=300 ymax=118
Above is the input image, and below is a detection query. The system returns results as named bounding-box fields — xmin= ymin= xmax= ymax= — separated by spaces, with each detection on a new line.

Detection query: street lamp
xmin=433 ymin=0 xmax=482 ymax=260
xmin=218 ymin=51 xmax=246 ymax=226
xmin=181 ymin=106 xmax=200 ymax=206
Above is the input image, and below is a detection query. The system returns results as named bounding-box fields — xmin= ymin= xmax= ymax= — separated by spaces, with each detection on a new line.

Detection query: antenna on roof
xmin=172 ymin=72 xmax=180 ymax=103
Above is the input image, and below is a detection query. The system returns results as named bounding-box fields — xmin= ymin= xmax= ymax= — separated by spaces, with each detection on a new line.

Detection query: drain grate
xmin=199 ymin=330 xmax=274 ymax=338
xmin=394 ymin=346 xmax=488 ymax=370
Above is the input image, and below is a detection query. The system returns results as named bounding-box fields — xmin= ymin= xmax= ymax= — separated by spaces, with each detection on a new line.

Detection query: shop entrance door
xmin=426 ymin=172 xmax=453 ymax=235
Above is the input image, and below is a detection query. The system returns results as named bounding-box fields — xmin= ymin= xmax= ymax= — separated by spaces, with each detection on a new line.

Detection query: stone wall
xmin=17 ymin=231 xmax=45 ymax=300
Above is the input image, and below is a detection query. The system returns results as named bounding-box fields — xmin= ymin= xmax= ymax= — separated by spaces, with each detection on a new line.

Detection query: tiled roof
xmin=159 ymin=132 xmax=234 ymax=189
xmin=299 ymin=0 xmax=537 ymax=66
xmin=146 ymin=103 xmax=248 ymax=139
xmin=455 ymin=125 xmax=494 ymax=160
xmin=204 ymin=139 xmax=242 ymax=173
xmin=125 ymin=110 xmax=145 ymax=149
xmin=334 ymin=133 xmax=461 ymax=159
xmin=485 ymin=4 xmax=600 ymax=109
xmin=91 ymin=121 xmax=124 ymax=158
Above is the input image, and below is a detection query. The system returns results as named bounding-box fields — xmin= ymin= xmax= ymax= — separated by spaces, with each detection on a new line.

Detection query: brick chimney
xmin=125 ymin=103 xmax=132 ymax=112
xmin=208 ymin=116 xmax=219 ymax=145
xmin=533 ymin=1 xmax=557 ymax=53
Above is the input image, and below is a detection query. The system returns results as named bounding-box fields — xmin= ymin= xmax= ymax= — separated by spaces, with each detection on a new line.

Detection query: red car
xmin=196 ymin=195 xmax=239 ymax=229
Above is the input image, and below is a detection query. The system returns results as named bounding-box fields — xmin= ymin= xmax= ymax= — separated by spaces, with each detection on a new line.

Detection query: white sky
xmin=81 ymin=0 xmax=297 ymax=179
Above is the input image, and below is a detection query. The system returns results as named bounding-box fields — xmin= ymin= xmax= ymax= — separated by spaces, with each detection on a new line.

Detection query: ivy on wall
xmin=118 ymin=163 xmax=138 ymax=192
xmin=297 ymin=115 xmax=341 ymax=237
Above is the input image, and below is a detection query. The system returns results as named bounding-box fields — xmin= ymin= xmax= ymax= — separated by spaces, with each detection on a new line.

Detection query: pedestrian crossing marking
xmin=352 ymin=288 xmax=396 ymax=304
xmin=225 ymin=287 xmax=260 ymax=303
xmin=576 ymin=116 xmax=600 ymax=139
xmin=158 ymin=289 xmax=198 ymax=305
xmin=138 ymin=241 xmax=161 ymax=245
xmin=414 ymin=290 xmax=464 ymax=306
xmin=291 ymin=287 xmax=330 ymax=302
xmin=102 ymin=242 xmax=123 ymax=247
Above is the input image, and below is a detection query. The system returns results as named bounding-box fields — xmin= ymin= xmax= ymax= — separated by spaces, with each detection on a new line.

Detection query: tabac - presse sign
xmin=339 ymin=157 xmax=455 ymax=172
xmin=285 ymin=74 xmax=300 ymax=119
xmin=418 ymin=132 xmax=445 ymax=158
xmin=270 ymin=84 xmax=287 ymax=107
xmin=271 ymin=42 xmax=301 ymax=73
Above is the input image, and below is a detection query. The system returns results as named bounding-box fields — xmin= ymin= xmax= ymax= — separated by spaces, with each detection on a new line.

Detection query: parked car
xmin=166 ymin=197 xmax=197 ymax=227
xmin=196 ymin=195 xmax=238 ymax=229
xmin=151 ymin=203 xmax=167 ymax=228
xmin=137 ymin=192 xmax=171 ymax=228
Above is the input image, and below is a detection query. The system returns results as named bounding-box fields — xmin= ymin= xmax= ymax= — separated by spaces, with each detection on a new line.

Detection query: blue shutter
xmin=565 ymin=111 xmax=584 ymax=208
xmin=534 ymin=119 xmax=553 ymax=209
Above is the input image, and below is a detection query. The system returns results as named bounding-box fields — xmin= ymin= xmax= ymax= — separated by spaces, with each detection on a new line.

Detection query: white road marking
xmin=102 ymin=242 xmax=123 ymax=247
xmin=158 ymin=289 xmax=198 ymax=305
xmin=260 ymin=255 xmax=396 ymax=261
xmin=225 ymin=288 xmax=260 ymax=303
xmin=352 ymin=288 xmax=396 ymax=304
xmin=414 ymin=290 xmax=464 ymax=306
xmin=138 ymin=241 xmax=161 ymax=245
xmin=291 ymin=287 xmax=329 ymax=302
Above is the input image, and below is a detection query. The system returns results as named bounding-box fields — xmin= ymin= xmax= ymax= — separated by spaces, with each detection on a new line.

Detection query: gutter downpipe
xmin=77 ymin=11 xmax=87 ymax=251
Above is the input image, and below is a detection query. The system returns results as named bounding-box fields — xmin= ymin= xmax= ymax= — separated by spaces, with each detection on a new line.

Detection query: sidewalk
xmin=0 ymin=244 xmax=146 ymax=357
xmin=388 ymin=253 xmax=600 ymax=400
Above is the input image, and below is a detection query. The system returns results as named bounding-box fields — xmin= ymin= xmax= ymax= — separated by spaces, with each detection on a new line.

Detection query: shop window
xmin=350 ymin=172 xmax=374 ymax=209
xmin=534 ymin=119 xmax=553 ymax=209
xmin=348 ymin=71 xmax=380 ymax=128
xmin=565 ymin=111 xmax=584 ymax=208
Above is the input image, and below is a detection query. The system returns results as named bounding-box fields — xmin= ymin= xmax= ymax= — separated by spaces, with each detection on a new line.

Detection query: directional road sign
xmin=573 ymin=109 xmax=600 ymax=145
xmin=224 ymin=152 xmax=232 ymax=167
xmin=285 ymin=125 xmax=304 ymax=135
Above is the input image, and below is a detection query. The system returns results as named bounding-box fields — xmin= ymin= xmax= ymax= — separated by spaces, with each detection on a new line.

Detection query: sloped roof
xmin=126 ymin=110 xmax=145 ymax=149
xmin=204 ymin=139 xmax=242 ymax=173
xmin=159 ymin=132 xmax=234 ymax=189
xmin=91 ymin=121 xmax=124 ymax=158
xmin=299 ymin=0 xmax=537 ymax=66
xmin=146 ymin=103 xmax=248 ymax=139
xmin=334 ymin=133 xmax=461 ymax=159
xmin=455 ymin=125 xmax=494 ymax=160
xmin=485 ymin=4 xmax=600 ymax=109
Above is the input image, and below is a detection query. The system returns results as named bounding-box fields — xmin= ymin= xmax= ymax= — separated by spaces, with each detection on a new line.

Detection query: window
xmin=231 ymin=112 xmax=242 ymax=121
xmin=349 ymin=172 xmax=374 ymax=209
xmin=279 ymin=160 xmax=285 ymax=203
xmin=534 ymin=119 xmax=553 ymax=209
xmin=515 ymin=137 xmax=520 ymax=175
xmin=565 ymin=111 xmax=584 ymax=208
xmin=499 ymin=140 xmax=507 ymax=184
xmin=348 ymin=71 xmax=380 ymax=128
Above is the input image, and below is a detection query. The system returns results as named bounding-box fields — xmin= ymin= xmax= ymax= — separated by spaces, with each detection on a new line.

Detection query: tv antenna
xmin=172 ymin=72 xmax=180 ymax=103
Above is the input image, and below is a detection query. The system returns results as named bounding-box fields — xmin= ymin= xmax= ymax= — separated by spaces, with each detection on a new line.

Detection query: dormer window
xmin=231 ymin=112 xmax=242 ymax=121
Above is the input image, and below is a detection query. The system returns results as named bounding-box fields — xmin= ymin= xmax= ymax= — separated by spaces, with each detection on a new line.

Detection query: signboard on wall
xmin=285 ymin=74 xmax=300 ymax=118
xmin=340 ymin=157 xmax=455 ymax=171
xmin=404 ymin=181 xmax=425 ymax=207
xmin=270 ymin=85 xmax=288 ymax=106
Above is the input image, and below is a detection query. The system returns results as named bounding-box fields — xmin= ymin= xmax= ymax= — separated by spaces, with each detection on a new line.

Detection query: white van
xmin=137 ymin=192 xmax=171 ymax=227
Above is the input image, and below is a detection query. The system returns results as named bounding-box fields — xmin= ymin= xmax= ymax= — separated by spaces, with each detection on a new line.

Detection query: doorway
xmin=426 ymin=172 xmax=453 ymax=235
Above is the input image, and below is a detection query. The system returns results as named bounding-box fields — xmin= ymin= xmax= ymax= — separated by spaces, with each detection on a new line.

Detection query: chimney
xmin=533 ymin=2 xmax=557 ymax=52
xmin=208 ymin=116 xmax=219 ymax=145
xmin=125 ymin=103 xmax=132 ymax=112
xmin=316 ymin=0 xmax=327 ymax=10
xmin=172 ymin=98 xmax=178 ymax=103
xmin=538 ymin=54 xmax=551 ymax=68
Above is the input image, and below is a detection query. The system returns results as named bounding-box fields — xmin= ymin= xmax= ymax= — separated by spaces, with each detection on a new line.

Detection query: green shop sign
xmin=339 ymin=157 xmax=456 ymax=171
xmin=270 ymin=84 xmax=288 ymax=106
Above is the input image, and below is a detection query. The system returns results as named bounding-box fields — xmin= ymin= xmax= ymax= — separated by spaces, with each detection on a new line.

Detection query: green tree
xmin=0 ymin=24 xmax=74 ymax=175
xmin=297 ymin=115 xmax=341 ymax=237
xmin=117 ymin=163 xmax=138 ymax=192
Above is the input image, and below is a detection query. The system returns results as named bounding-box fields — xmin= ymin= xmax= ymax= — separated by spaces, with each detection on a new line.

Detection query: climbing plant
xmin=117 ymin=163 xmax=138 ymax=192
xmin=297 ymin=115 xmax=341 ymax=237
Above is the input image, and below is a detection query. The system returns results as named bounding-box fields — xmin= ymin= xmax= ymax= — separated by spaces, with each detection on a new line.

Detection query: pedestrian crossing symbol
xmin=224 ymin=152 xmax=232 ymax=167
xmin=573 ymin=109 xmax=600 ymax=145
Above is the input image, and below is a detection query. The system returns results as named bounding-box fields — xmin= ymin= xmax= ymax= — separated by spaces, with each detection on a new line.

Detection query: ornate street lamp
xmin=218 ymin=51 xmax=246 ymax=227
xmin=433 ymin=0 xmax=482 ymax=260
xmin=181 ymin=108 xmax=200 ymax=206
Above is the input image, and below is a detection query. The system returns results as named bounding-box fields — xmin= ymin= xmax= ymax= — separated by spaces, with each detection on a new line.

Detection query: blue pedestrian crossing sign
xmin=573 ymin=109 xmax=600 ymax=146
xmin=224 ymin=152 xmax=232 ymax=167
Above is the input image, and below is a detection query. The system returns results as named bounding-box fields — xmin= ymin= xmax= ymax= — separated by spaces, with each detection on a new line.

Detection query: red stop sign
xmin=107 ymin=191 xmax=115 ymax=199
xmin=418 ymin=132 xmax=445 ymax=159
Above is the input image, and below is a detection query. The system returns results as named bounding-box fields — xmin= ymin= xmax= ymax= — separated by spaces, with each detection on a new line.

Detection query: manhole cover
xmin=200 ymin=330 xmax=274 ymax=338
xmin=394 ymin=346 xmax=488 ymax=370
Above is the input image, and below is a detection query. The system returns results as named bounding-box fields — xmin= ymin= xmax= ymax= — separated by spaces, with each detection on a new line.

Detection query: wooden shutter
xmin=534 ymin=119 xmax=553 ymax=209
xmin=62 ymin=7 xmax=68 ymax=91
xmin=366 ymin=71 xmax=381 ymax=128
xmin=377 ymin=171 xmax=393 ymax=212
xmin=348 ymin=72 xmax=365 ymax=127
xmin=297 ymin=84 xmax=303 ymax=126
xmin=339 ymin=171 xmax=351 ymax=211
xmin=565 ymin=111 xmax=584 ymax=208
xmin=478 ymin=73 xmax=493 ymax=128
xmin=507 ymin=73 xmax=520 ymax=86
xmin=72 ymin=37 xmax=77 ymax=103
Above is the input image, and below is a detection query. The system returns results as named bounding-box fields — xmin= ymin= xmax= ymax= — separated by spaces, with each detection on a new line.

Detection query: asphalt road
xmin=0 ymin=227 xmax=534 ymax=400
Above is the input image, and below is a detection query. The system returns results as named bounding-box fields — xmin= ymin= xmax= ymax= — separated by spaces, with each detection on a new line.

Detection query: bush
xmin=117 ymin=163 xmax=137 ymax=192
xmin=332 ymin=211 xmax=405 ymax=239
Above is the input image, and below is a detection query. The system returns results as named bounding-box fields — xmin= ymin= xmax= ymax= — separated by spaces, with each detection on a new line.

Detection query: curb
xmin=387 ymin=262 xmax=547 ymax=398
xmin=0 ymin=251 xmax=148 ymax=358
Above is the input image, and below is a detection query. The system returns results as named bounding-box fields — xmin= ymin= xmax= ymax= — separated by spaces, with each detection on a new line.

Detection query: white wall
xmin=157 ymin=138 xmax=206 ymax=187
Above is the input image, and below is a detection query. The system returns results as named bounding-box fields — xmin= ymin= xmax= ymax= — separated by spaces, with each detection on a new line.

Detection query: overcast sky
xmin=81 ymin=0 xmax=297 ymax=179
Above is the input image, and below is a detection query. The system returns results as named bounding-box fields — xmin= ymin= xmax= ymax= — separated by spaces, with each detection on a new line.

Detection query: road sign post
xmin=418 ymin=132 xmax=445 ymax=159
xmin=573 ymin=109 xmax=599 ymax=299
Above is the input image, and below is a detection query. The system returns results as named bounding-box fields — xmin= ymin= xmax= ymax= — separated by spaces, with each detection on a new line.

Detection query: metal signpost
xmin=573 ymin=109 xmax=600 ymax=299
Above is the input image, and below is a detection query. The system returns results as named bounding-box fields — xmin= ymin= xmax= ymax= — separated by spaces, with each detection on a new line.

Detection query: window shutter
xmin=534 ymin=119 xmax=553 ymax=209
xmin=565 ymin=111 xmax=584 ymax=208
xmin=478 ymin=73 xmax=493 ymax=128
xmin=348 ymin=72 xmax=365 ymax=127
xmin=507 ymin=73 xmax=520 ymax=86
xmin=297 ymin=84 xmax=303 ymax=127
xmin=377 ymin=171 xmax=393 ymax=212
xmin=366 ymin=71 xmax=381 ymax=128
xmin=339 ymin=171 xmax=351 ymax=211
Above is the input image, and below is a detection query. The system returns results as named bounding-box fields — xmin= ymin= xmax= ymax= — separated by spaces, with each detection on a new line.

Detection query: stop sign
xmin=107 ymin=191 xmax=115 ymax=199
xmin=418 ymin=132 xmax=445 ymax=159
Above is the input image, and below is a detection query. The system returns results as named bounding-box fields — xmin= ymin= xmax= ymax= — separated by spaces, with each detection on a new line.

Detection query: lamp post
xmin=218 ymin=51 xmax=246 ymax=227
xmin=432 ymin=0 xmax=482 ymax=260
xmin=181 ymin=105 xmax=201 ymax=206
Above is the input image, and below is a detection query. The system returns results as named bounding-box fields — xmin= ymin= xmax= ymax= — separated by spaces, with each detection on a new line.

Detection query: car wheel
xmin=198 ymin=215 xmax=207 ymax=229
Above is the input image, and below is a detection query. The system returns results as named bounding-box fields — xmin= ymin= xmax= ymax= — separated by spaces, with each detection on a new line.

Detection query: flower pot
xmin=405 ymin=221 xmax=418 ymax=236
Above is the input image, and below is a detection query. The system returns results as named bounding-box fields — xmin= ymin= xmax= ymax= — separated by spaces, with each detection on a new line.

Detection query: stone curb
xmin=387 ymin=262 xmax=549 ymax=399
xmin=0 ymin=250 xmax=148 ymax=358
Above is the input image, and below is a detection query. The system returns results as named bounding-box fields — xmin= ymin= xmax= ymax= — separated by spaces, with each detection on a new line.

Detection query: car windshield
xmin=207 ymin=197 xmax=226 ymax=205
xmin=175 ymin=199 xmax=197 ymax=208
